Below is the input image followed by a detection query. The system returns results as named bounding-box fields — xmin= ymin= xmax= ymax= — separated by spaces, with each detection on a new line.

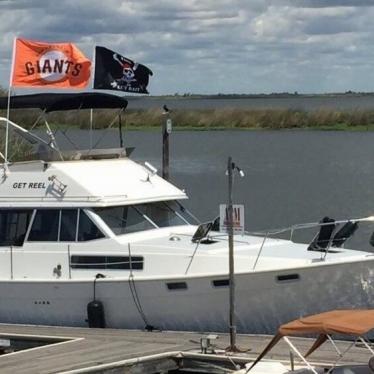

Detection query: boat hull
xmin=0 ymin=258 xmax=373 ymax=334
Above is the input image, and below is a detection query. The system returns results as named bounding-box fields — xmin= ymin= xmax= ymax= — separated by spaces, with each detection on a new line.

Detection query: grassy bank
xmin=3 ymin=108 xmax=374 ymax=131
xmin=122 ymin=108 xmax=374 ymax=131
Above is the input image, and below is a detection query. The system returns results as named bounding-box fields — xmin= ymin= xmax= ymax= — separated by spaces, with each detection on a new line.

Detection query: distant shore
xmin=122 ymin=107 xmax=374 ymax=131
xmin=2 ymin=91 xmax=374 ymax=131
xmin=142 ymin=91 xmax=374 ymax=99
xmin=2 ymin=107 xmax=374 ymax=131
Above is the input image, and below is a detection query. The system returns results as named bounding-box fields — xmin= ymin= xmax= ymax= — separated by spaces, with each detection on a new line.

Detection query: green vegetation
xmin=0 ymin=130 xmax=34 ymax=161
xmin=1 ymin=85 xmax=374 ymax=131
xmin=2 ymin=107 xmax=374 ymax=131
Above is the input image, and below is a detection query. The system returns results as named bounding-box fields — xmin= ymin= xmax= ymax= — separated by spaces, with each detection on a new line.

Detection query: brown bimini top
xmin=279 ymin=309 xmax=374 ymax=336
xmin=248 ymin=309 xmax=374 ymax=371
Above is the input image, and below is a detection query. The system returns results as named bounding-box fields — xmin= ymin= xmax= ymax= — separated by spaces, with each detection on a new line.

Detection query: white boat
xmin=0 ymin=93 xmax=373 ymax=333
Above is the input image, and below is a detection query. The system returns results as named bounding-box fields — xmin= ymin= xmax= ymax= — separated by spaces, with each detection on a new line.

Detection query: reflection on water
xmin=50 ymin=129 xmax=374 ymax=251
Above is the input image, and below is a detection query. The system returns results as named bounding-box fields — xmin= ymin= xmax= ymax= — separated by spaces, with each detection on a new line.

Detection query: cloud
xmin=0 ymin=0 xmax=374 ymax=93
xmin=291 ymin=0 xmax=374 ymax=8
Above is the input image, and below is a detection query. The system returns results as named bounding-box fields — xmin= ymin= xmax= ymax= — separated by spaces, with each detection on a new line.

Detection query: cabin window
xmin=59 ymin=209 xmax=78 ymax=241
xmin=137 ymin=202 xmax=187 ymax=228
xmin=77 ymin=210 xmax=105 ymax=241
xmin=70 ymin=255 xmax=143 ymax=270
xmin=94 ymin=206 xmax=155 ymax=235
xmin=26 ymin=209 xmax=103 ymax=242
xmin=94 ymin=201 xmax=192 ymax=236
xmin=0 ymin=210 xmax=33 ymax=246
xmin=28 ymin=209 xmax=59 ymax=242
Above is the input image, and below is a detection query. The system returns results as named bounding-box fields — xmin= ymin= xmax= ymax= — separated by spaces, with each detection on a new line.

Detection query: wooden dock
xmin=0 ymin=324 xmax=371 ymax=373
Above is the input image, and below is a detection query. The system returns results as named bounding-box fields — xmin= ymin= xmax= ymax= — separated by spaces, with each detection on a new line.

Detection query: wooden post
xmin=162 ymin=107 xmax=171 ymax=180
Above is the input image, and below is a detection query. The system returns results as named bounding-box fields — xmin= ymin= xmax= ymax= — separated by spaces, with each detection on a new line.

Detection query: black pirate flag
xmin=93 ymin=46 xmax=153 ymax=94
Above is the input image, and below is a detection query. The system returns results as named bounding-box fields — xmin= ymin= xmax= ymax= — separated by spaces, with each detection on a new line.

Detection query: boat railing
xmin=249 ymin=215 xmax=374 ymax=271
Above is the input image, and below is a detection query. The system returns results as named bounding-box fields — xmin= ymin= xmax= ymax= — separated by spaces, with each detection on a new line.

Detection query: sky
xmin=1 ymin=0 xmax=374 ymax=95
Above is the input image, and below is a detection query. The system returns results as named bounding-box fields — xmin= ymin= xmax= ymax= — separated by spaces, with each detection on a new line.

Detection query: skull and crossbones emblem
xmin=111 ymin=53 xmax=137 ymax=88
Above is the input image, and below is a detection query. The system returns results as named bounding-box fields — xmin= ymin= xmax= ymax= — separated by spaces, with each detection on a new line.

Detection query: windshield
xmin=94 ymin=201 xmax=195 ymax=235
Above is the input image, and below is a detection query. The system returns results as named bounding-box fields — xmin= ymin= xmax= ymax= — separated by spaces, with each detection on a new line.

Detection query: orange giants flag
xmin=11 ymin=38 xmax=91 ymax=88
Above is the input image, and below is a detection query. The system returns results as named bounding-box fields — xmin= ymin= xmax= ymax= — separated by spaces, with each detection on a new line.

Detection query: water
xmin=126 ymin=95 xmax=374 ymax=111
xmin=53 ymin=129 xmax=374 ymax=252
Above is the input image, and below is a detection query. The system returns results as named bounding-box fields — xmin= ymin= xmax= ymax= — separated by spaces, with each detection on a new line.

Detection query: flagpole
xmin=91 ymin=45 xmax=96 ymax=91
xmin=89 ymin=45 xmax=96 ymax=149
xmin=5 ymin=37 xmax=17 ymax=162
xmin=5 ymin=90 xmax=11 ymax=162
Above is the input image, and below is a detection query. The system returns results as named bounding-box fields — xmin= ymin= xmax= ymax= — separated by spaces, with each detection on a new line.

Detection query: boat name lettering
xmin=12 ymin=182 xmax=46 ymax=189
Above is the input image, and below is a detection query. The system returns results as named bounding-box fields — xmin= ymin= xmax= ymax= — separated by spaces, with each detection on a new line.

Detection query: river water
xmin=54 ymin=129 xmax=374 ymax=252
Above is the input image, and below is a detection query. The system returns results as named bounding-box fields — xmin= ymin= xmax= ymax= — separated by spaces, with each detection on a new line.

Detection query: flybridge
xmin=0 ymin=92 xmax=129 ymax=163
xmin=0 ymin=158 xmax=187 ymax=207
xmin=0 ymin=92 xmax=186 ymax=207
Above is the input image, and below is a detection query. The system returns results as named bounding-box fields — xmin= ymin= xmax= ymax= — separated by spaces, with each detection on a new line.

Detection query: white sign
xmin=166 ymin=118 xmax=172 ymax=133
xmin=0 ymin=339 xmax=10 ymax=347
xmin=219 ymin=204 xmax=245 ymax=235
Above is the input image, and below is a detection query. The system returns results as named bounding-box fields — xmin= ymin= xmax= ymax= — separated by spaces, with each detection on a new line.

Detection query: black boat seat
xmin=331 ymin=221 xmax=358 ymax=248
xmin=307 ymin=216 xmax=336 ymax=251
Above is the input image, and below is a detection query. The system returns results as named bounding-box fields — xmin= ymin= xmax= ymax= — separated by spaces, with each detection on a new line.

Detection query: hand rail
xmin=249 ymin=215 xmax=374 ymax=238
xmin=249 ymin=215 xmax=374 ymax=271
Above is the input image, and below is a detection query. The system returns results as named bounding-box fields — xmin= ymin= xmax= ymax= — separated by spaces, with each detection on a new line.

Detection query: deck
xmin=0 ymin=324 xmax=370 ymax=373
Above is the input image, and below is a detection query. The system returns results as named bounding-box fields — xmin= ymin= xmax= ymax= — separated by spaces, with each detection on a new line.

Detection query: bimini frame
xmin=0 ymin=92 xmax=128 ymax=163
xmin=247 ymin=309 xmax=374 ymax=373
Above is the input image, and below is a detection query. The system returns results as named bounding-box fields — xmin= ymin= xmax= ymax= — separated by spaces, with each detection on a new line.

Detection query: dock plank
xmin=0 ymin=324 xmax=370 ymax=373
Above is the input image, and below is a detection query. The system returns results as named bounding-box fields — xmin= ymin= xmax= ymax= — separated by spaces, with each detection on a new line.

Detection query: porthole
xmin=166 ymin=282 xmax=187 ymax=290
xmin=212 ymin=279 xmax=230 ymax=288
xmin=276 ymin=274 xmax=300 ymax=282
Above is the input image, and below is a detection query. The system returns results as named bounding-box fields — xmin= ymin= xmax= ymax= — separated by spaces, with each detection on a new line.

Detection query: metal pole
xmin=5 ymin=89 xmax=11 ymax=161
xmin=162 ymin=112 xmax=170 ymax=180
xmin=289 ymin=350 xmax=295 ymax=371
xmin=89 ymin=108 xmax=93 ymax=150
xmin=5 ymin=37 xmax=16 ymax=163
xmin=10 ymin=246 xmax=13 ymax=280
xmin=68 ymin=244 xmax=71 ymax=279
xmin=283 ymin=337 xmax=319 ymax=374
xmin=227 ymin=156 xmax=236 ymax=351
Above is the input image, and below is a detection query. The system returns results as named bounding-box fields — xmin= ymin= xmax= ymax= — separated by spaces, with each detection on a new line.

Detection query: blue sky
xmin=1 ymin=0 xmax=374 ymax=95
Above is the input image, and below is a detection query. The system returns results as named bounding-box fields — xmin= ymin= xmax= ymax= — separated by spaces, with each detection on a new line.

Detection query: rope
xmin=128 ymin=274 xmax=153 ymax=329
xmin=127 ymin=243 xmax=155 ymax=331
xmin=92 ymin=108 xmax=124 ymax=149
xmin=58 ymin=128 xmax=80 ymax=150
xmin=185 ymin=241 xmax=200 ymax=274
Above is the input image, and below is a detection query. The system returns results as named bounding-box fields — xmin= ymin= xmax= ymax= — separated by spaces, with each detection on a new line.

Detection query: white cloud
xmin=0 ymin=0 xmax=374 ymax=93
